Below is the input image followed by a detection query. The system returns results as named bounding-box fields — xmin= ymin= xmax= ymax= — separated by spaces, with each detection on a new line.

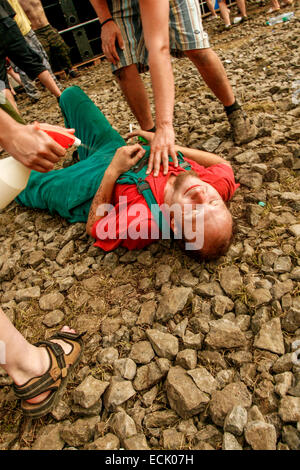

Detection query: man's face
xmin=170 ymin=171 xmax=232 ymax=249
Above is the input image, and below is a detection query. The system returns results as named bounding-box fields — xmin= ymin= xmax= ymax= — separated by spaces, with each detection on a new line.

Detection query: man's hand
xmin=1 ymin=122 xmax=67 ymax=172
xmin=109 ymin=144 xmax=146 ymax=176
xmin=126 ymin=128 xmax=155 ymax=144
xmin=101 ymin=21 xmax=124 ymax=64
xmin=146 ymin=125 xmax=178 ymax=177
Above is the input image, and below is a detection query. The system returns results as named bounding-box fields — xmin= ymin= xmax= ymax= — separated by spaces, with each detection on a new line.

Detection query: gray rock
xmin=166 ymin=366 xmax=210 ymax=419
xmin=182 ymin=330 xmax=203 ymax=350
xmin=194 ymin=281 xmax=223 ymax=297
xmin=133 ymin=358 xmax=170 ymax=391
xmin=155 ymin=264 xmax=172 ymax=287
xmin=39 ymin=292 xmax=64 ymax=311
xmin=156 ymin=287 xmax=193 ymax=322
xmin=175 ymin=349 xmax=197 ymax=370
xmin=143 ymin=410 xmax=179 ymax=428
xmin=42 ymin=309 xmax=64 ymax=327
xmin=129 ymin=341 xmax=155 ymax=364
xmin=51 ymin=400 xmax=71 ymax=421
xmin=224 ymin=405 xmax=247 ymax=436
xmin=288 ymin=224 xmax=300 ymax=237
xmin=187 ymin=367 xmax=217 ymax=395
xmin=146 ymin=329 xmax=179 ymax=360
xmin=209 ymin=382 xmax=252 ymax=426
xmin=97 ymin=347 xmax=119 ymax=365
xmin=104 ymin=377 xmax=136 ymax=410
xmin=219 ymin=267 xmax=243 ymax=296
xmin=239 ymin=172 xmax=263 ymax=190
xmin=274 ymin=372 xmax=293 ymax=398
xmin=60 ymin=416 xmax=100 ymax=447
xmin=85 ymin=433 xmax=120 ymax=450
xmin=282 ymin=307 xmax=300 ymax=333
xmin=32 ymin=424 xmax=64 ymax=450
xmin=113 ymin=358 xmax=137 ymax=380
xmin=282 ymin=425 xmax=300 ymax=450
xmin=15 ymin=286 xmax=41 ymax=302
xmin=56 ymin=240 xmax=74 ymax=265
xmin=202 ymin=136 xmax=221 ymax=153
xmin=212 ymin=295 xmax=234 ymax=317
xmin=72 ymin=376 xmax=109 ymax=409
xmin=205 ymin=319 xmax=246 ymax=349
xmin=123 ymin=433 xmax=150 ymax=450
xmin=162 ymin=429 xmax=186 ymax=450
xmin=110 ymin=411 xmax=137 ymax=442
xmin=137 ymin=300 xmax=157 ymax=325
xmin=222 ymin=432 xmax=243 ymax=450
xmin=273 ymin=256 xmax=292 ymax=274
xmin=254 ymin=318 xmax=285 ymax=355
xmin=245 ymin=421 xmax=277 ymax=450
xmin=279 ymin=397 xmax=300 ymax=422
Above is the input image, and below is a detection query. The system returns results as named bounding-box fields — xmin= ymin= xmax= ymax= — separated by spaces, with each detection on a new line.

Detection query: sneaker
xmin=227 ymin=109 xmax=258 ymax=145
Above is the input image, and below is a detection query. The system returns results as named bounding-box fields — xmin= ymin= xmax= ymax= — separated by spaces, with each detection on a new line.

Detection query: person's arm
xmin=86 ymin=144 xmax=145 ymax=235
xmin=138 ymin=0 xmax=177 ymax=177
xmin=89 ymin=0 xmax=124 ymax=64
xmin=0 ymin=109 xmax=66 ymax=172
xmin=126 ymin=128 xmax=232 ymax=168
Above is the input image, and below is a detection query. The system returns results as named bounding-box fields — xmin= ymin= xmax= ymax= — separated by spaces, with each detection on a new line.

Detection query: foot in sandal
xmin=12 ymin=326 xmax=84 ymax=418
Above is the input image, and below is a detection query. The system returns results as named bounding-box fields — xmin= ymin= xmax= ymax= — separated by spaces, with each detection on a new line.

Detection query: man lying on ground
xmin=16 ymin=86 xmax=239 ymax=260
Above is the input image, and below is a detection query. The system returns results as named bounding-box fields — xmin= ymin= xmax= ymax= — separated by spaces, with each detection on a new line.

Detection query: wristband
xmin=100 ymin=17 xmax=114 ymax=27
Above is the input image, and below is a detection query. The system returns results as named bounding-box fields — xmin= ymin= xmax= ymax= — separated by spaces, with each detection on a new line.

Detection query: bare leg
xmin=7 ymin=67 xmax=22 ymax=87
xmin=3 ymin=88 xmax=19 ymax=111
xmin=115 ymin=64 xmax=154 ymax=130
xmin=206 ymin=0 xmax=218 ymax=17
xmin=218 ymin=0 xmax=231 ymax=25
xmin=0 ymin=308 xmax=74 ymax=404
xmin=37 ymin=70 xmax=61 ymax=98
xmin=236 ymin=0 xmax=248 ymax=17
xmin=185 ymin=48 xmax=235 ymax=107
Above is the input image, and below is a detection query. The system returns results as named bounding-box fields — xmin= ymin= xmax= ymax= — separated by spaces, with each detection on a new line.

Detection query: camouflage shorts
xmin=35 ymin=24 xmax=72 ymax=72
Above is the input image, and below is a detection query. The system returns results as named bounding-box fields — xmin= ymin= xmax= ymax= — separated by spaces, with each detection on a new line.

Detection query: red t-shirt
xmin=91 ymin=159 xmax=239 ymax=251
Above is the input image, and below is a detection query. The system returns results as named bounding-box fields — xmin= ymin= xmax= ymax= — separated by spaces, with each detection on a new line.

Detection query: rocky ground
xmin=0 ymin=1 xmax=299 ymax=451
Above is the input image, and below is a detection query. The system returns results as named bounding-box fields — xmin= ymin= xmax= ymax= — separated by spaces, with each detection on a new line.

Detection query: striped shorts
xmin=108 ymin=0 xmax=210 ymax=73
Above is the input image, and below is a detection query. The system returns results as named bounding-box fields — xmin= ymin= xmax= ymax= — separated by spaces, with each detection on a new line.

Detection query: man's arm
xmin=138 ymin=0 xmax=177 ymax=176
xmin=86 ymin=166 xmax=119 ymax=236
xmin=89 ymin=0 xmax=124 ymax=64
xmin=86 ymin=144 xmax=145 ymax=235
xmin=0 ymin=109 xmax=66 ymax=172
xmin=174 ymin=145 xmax=232 ymax=168
xmin=126 ymin=128 xmax=232 ymax=168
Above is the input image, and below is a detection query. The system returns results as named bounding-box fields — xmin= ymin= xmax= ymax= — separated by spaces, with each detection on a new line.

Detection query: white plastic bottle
xmin=266 ymin=11 xmax=294 ymax=26
xmin=0 ymin=157 xmax=31 ymax=209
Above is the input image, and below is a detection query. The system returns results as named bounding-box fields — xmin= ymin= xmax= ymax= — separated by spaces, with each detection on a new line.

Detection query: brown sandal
xmin=13 ymin=331 xmax=84 ymax=419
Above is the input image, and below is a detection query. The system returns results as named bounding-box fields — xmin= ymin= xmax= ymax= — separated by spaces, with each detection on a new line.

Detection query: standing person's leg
xmin=0 ymin=308 xmax=83 ymax=418
xmin=218 ymin=0 xmax=232 ymax=27
xmin=24 ymin=29 xmax=61 ymax=89
xmin=46 ymin=25 xmax=78 ymax=77
xmin=11 ymin=61 xmax=41 ymax=101
xmin=5 ymin=21 xmax=61 ymax=99
xmin=110 ymin=0 xmax=154 ymax=131
xmin=236 ymin=0 xmax=248 ymax=18
xmin=206 ymin=0 xmax=219 ymax=18
xmin=169 ymin=0 xmax=257 ymax=145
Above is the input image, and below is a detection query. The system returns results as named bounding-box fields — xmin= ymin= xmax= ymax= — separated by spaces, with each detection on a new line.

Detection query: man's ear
xmin=170 ymin=215 xmax=178 ymax=235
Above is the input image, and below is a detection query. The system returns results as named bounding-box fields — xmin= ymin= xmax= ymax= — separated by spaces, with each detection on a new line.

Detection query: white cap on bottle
xmin=73 ymin=136 xmax=81 ymax=147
